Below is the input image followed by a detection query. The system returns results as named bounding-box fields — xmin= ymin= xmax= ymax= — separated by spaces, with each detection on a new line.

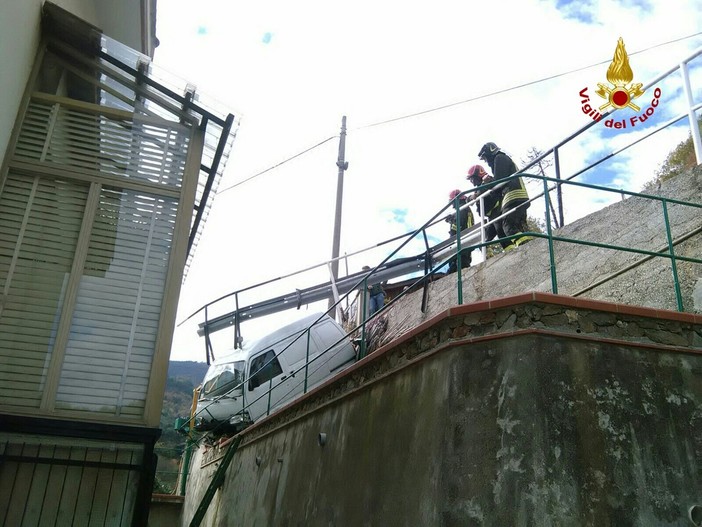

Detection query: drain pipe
xmin=178 ymin=385 xmax=201 ymax=496
xmin=179 ymin=440 xmax=194 ymax=496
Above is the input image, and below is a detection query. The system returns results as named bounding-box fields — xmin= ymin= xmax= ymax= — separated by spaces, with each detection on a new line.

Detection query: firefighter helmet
xmin=478 ymin=142 xmax=500 ymax=161
xmin=467 ymin=164 xmax=487 ymax=184
xmin=449 ymin=189 xmax=463 ymax=200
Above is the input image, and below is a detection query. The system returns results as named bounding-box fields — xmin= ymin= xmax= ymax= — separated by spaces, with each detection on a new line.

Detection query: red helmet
xmin=449 ymin=189 xmax=465 ymax=201
xmin=467 ymin=164 xmax=488 ymax=183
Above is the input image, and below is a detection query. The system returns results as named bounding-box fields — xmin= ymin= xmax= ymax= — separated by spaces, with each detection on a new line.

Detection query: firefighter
xmin=477 ymin=142 xmax=533 ymax=249
xmin=446 ymin=189 xmax=475 ymax=273
xmin=466 ymin=164 xmax=511 ymax=250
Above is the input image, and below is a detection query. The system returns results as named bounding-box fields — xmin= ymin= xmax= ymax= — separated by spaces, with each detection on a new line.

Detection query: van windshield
xmin=201 ymin=361 xmax=246 ymax=398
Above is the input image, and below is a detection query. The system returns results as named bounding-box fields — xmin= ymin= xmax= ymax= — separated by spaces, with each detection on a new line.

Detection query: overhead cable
xmin=217 ymin=135 xmax=338 ymax=194
xmin=217 ymin=31 xmax=702 ymax=191
xmin=353 ymin=30 xmax=702 ymax=130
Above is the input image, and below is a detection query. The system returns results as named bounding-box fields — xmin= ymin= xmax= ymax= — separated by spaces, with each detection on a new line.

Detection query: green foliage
xmin=643 ymin=116 xmax=702 ymax=192
xmin=154 ymin=363 xmax=207 ymax=493
xmin=526 ymin=215 xmax=546 ymax=234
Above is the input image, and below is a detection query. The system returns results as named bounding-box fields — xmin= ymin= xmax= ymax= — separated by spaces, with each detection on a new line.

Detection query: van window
xmin=201 ymin=361 xmax=245 ymax=398
xmin=311 ymin=319 xmax=342 ymax=351
xmin=249 ymin=350 xmax=283 ymax=390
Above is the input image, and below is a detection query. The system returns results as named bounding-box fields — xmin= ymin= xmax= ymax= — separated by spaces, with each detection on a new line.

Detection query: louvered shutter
xmin=55 ymin=188 xmax=178 ymax=417
xmin=0 ymin=174 xmax=88 ymax=408
xmin=1 ymin=93 xmax=192 ymax=421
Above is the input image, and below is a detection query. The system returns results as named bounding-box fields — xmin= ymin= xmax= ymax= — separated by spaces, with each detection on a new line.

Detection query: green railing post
xmin=453 ymin=196 xmax=463 ymax=305
xmin=303 ymin=329 xmax=311 ymax=393
xmin=542 ymin=174 xmax=558 ymax=294
xmin=661 ymin=199 xmax=684 ymax=311
xmin=359 ymin=276 xmax=368 ymax=359
xmin=189 ymin=436 xmax=242 ymax=527
xmin=179 ymin=438 xmax=194 ymax=496
xmin=267 ymin=377 xmax=272 ymax=416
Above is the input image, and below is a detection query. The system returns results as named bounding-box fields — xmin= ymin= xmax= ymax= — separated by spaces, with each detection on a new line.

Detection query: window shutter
xmin=2 ymin=94 xmax=191 ymax=421
xmin=55 ymin=187 xmax=178 ymax=417
xmin=0 ymin=173 xmax=88 ymax=408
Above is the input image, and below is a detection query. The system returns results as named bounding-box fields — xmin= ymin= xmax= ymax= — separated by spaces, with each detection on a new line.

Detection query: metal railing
xmin=518 ymin=45 xmax=702 ymax=229
xmin=179 ymin=41 xmax=702 ymax=440
xmin=182 ymin=165 xmax=702 ymax=449
xmin=174 ymin=43 xmax=702 ymax=494
xmin=183 ymin=45 xmax=702 ymax=342
xmin=456 ymin=172 xmax=702 ymax=307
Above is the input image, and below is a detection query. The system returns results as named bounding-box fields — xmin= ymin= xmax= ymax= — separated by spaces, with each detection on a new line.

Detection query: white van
xmin=193 ymin=312 xmax=356 ymax=433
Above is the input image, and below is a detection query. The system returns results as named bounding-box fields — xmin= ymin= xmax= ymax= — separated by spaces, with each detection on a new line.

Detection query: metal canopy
xmin=196 ymin=224 xmax=483 ymax=336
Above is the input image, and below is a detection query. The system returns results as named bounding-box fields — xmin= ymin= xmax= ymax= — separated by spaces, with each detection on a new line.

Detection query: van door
xmin=306 ymin=319 xmax=355 ymax=387
xmin=246 ymin=346 xmax=298 ymax=422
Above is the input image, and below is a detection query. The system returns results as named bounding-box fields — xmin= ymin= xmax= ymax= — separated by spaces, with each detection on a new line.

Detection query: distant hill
xmin=154 ymin=360 xmax=210 ymax=493
xmin=167 ymin=360 xmax=209 ymax=386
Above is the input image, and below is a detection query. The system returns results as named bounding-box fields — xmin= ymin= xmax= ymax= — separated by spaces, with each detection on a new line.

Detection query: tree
xmin=154 ymin=373 xmax=200 ymax=493
xmin=642 ymin=115 xmax=702 ymax=192
xmin=521 ymin=147 xmax=560 ymax=229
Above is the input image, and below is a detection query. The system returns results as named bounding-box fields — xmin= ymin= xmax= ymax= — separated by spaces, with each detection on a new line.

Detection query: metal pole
xmin=537 ymin=160 xmax=559 ymax=229
xmin=681 ymin=61 xmax=702 ymax=165
xmin=329 ymin=116 xmax=348 ymax=318
xmin=360 ymin=276 xmax=368 ymax=359
xmin=304 ymin=329 xmax=311 ymax=393
xmin=543 ymin=175 xmax=558 ymax=294
xmin=179 ymin=440 xmax=193 ymax=496
xmin=453 ymin=196 xmax=463 ymax=305
xmin=553 ymin=147 xmax=565 ymax=228
xmin=479 ymin=196 xmax=487 ymax=261
xmin=661 ymin=200 xmax=684 ymax=311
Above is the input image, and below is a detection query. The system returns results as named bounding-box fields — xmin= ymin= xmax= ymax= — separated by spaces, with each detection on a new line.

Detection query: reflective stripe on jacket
xmin=502 ymin=178 xmax=529 ymax=209
xmin=450 ymin=206 xmax=474 ymax=235
xmin=490 ymin=152 xmax=529 ymax=210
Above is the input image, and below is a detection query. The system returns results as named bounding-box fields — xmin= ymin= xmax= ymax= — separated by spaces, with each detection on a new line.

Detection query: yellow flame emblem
xmin=596 ymin=37 xmax=644 ymax=112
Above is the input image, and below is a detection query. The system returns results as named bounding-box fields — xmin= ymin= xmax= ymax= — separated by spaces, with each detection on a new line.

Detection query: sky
xmin=153 ymin=0 xmax=702 ymax=362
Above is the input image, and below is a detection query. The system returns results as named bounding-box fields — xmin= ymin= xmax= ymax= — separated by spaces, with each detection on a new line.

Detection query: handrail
xmin=184 ymin=40 xmax=702 ymax=332
xmin=517 ymin=45 xmax=702 ymax=221
xmin=181 ymin=43 xmax=702 ymax=442
xmin=183 ymin=168 xmax=702 ymax=441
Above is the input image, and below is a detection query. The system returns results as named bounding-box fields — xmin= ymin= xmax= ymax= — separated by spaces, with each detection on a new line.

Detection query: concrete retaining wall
xmin=382 ymin=166 xmax=701 ymax=347
xmin=182 ymin=295 xmax=702 ymax=526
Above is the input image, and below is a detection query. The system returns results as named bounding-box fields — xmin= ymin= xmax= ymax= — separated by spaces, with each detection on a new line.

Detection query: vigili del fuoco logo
xmin=578 ymin=37 xmax=662 ymax=129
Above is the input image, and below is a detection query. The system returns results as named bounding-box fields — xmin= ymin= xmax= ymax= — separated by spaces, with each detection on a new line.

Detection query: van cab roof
xmin=210 ymin=312 xmax=332 ymax=365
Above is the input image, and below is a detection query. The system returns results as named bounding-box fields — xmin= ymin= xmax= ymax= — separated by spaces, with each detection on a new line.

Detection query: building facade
xmin=0 ymin=2 xmax=236 ymax=525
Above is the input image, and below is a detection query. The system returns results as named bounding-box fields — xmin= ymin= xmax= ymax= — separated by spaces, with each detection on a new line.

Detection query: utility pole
xmin=329 ymin=116 xmax=348 ymax=318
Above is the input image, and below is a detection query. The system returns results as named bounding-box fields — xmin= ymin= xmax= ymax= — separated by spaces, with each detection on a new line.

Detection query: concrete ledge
xmin=222 ymin=293 xmax=701 ymax=449
xmin=183 ymin=293 xmax=702 ymax=526
xmin=151 ymin=493 xmax=185 ymax=504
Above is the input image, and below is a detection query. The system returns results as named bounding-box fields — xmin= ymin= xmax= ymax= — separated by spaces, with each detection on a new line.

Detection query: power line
xmin=216 ymin=31 xmax=702 ymax=192
xmin=353 ymin=30 xmax=702 ymax=130
xmin=217 ymin=135 xmax=338 ymax=194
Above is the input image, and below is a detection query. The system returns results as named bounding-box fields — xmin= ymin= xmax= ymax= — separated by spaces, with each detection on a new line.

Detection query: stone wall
xmin=382 ymin=167 xmax=702 ymax=347
xmin=180 ymin=169 xmax=702 ymax=526
xmin=181 ymin=295 xmax=702 ymax=526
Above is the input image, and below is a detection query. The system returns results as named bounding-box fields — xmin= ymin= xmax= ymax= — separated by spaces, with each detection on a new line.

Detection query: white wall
xmin=0 ymin=0 xmax=144 ymax=167
xmin=94 ymin=0 xmax=147 ymax=56
xmin=0 ymin=1 xmax=43 ymax=166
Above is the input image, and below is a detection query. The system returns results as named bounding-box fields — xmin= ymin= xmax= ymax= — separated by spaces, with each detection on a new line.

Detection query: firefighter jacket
xmin=473 ymin=175 xmax=501 ymax=218
xmin=489 ymin=152 xmax=529 ymax=210
xmin=448 ymin=201 xmax=475 ymax=236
